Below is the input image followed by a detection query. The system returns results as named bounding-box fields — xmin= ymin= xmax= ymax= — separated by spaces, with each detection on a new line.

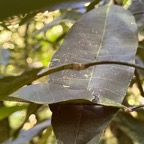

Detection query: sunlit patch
xmin=139 ymin=97 xmax=144 ymax=104
xmin=34 ymin=62 xmax=43 ymax=67
xmin=7 ymin=24 xmax=19 ymax=29
xmin=29 ymin=114 xmax=37 ymax=125
xmin=53 ymin=25 xmax=63 ymax=35
xmin=128 ymin=99 xmax=135 ymax=105
xmin=26 ymin=57 xmax=32 ymax=63
xmin=131 ymin=111 xmax=138 ymax=118
xmin=23 ymin=114 xmax=37 ymax=130
xmin=36 ymin=22 xmax=44 ymax=30
xmin=104 ymin=127 xmax=118 ymax=143
xmin=84 ymin=2 xmax=90 ymax=6
xmin=123 ymin=0 xmax=132 ymax=9
xmin=3 ymin=43 xmax=14 ymax=49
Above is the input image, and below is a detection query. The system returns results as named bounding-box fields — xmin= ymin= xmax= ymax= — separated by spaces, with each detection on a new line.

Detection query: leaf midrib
xmin=87 ymin=6 xmax=110 ymax=91
xmin=74 ymin=6 xmax=111 ymax=143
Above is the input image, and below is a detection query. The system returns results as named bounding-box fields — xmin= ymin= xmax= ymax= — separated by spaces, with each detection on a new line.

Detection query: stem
xmin=125 ymin=105 xmax=144 ymax=112
xmin=38 ymin=60 xmax=144 ymax=78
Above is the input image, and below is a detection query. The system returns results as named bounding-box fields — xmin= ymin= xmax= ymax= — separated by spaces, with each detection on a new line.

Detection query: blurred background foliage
xmin=0 ymin=0 xmax=144 ymax=144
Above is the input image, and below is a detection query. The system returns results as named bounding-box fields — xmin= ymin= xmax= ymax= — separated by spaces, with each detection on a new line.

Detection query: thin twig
xmin=134 ymin=69 xmax=144 ymax=97
xmin=37 ymin=60 xmax=144 ymax=79
xmin=125 ymin=105 xmax=144 ymax=112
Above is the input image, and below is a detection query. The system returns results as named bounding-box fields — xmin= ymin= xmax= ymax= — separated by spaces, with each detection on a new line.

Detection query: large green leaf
xmin=0 ymin=0 xmax=93 ymax=21
xmin=48 ymin=5 xmax=137 ymax=105
xmin=10 ymin=5 xmax=138 ymax=105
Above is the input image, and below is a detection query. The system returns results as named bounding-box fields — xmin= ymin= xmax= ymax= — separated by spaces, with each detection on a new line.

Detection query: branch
xmin=125 ymin=105 xmax=144 ymax=112
xmin=37 ymin=60 xmax=144 ymax=78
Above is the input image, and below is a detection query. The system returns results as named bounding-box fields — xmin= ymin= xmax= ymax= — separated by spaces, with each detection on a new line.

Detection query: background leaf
xmin=0 ymin=0 xmax=93 ymax=21
xmin=129 ymin=0 xmax=144 ymax=32
xmin=111 ymin=110 xmax=144 ymax=144
xmin=50 ymin=104 xmax=118 ymax=144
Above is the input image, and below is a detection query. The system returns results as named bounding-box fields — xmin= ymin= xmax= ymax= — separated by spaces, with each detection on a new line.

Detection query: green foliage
xmin=0 ymin=0 xmax=144 ymax=144
xmin=0 ymin=105 xmax=27 ymax=120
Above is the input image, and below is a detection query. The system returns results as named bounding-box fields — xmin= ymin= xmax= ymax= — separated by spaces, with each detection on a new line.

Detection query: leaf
xmin=128 ymin=0 xmax=144 ymax=40
xmin=0 ymin=68 xmax=42 ymax=99
xmin=10 ymin=5 xmax=138 ymax=105
xmin=4 ymin=119 xmax=51 ymax=144
xmin=0 ymin=105 xmax=27 ymax=120
xmin=112 ymin=110 xmax=144 ymax=144
xmin=128 ymin=0 xmax=144 ymax=31
xmin=50 ymin=104 xmax=119 ymax=144
xmin=0 ymin=48 xmax=10 ymax=66
xmin=9 ymin=82 xmax=125 ymax=108
xmin=48 ymin=5 xmax=137 ymax=105
xmin=0 ymin=0 xmax=93 ymax=21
